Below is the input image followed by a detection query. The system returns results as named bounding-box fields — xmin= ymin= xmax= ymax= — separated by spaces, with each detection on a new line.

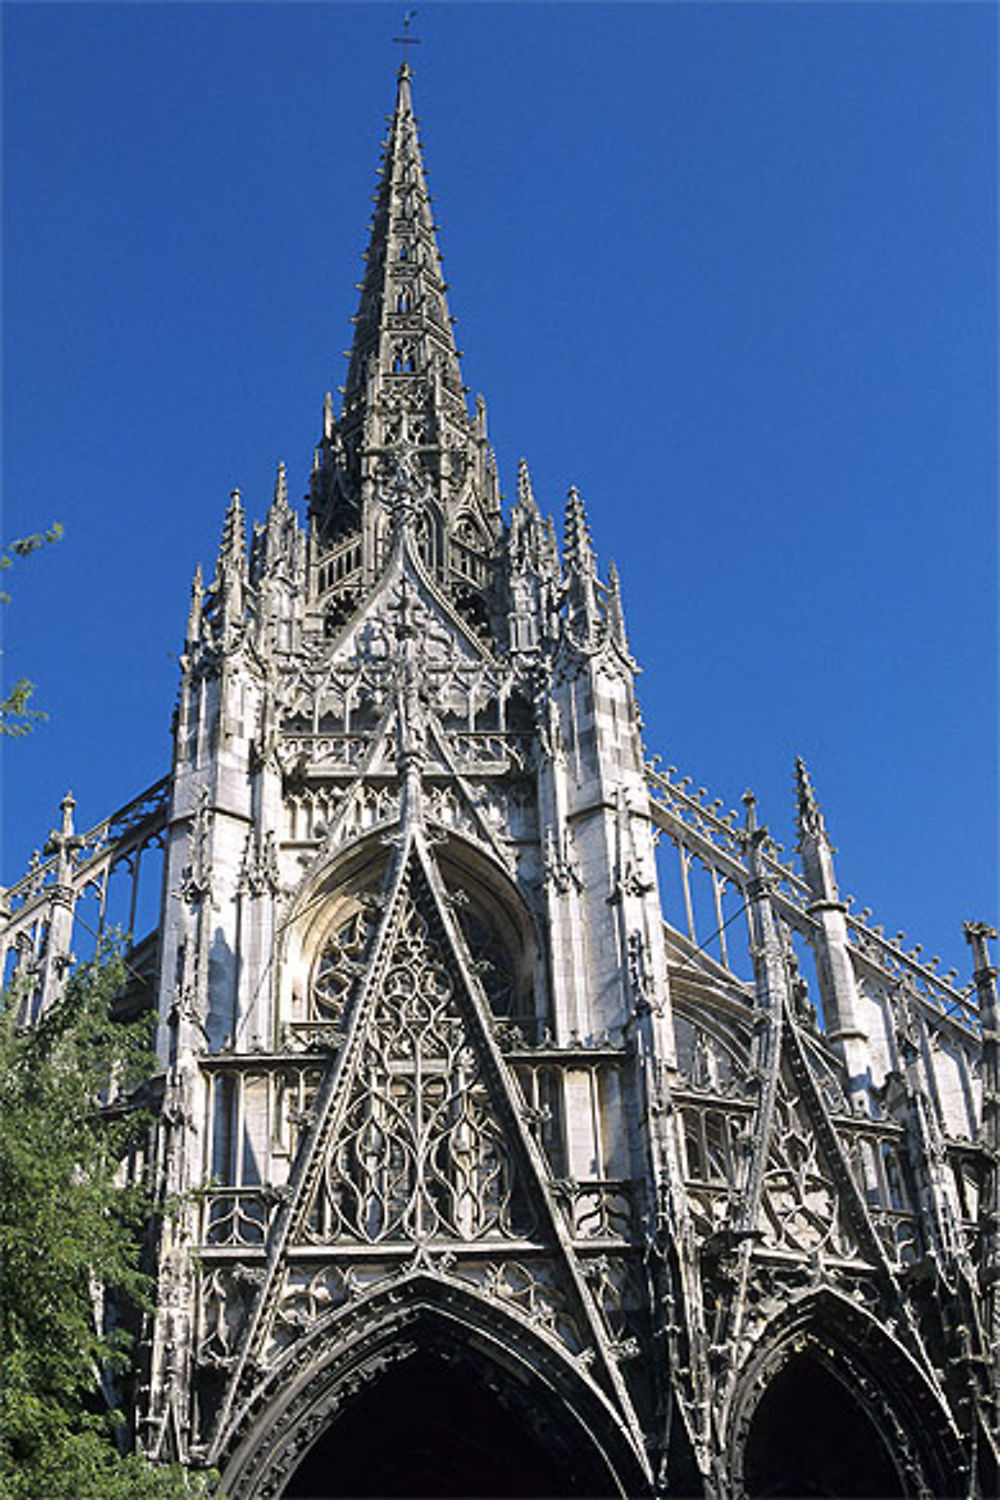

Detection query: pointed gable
xmin=298 ymin=848 xmax=536 ymax=1245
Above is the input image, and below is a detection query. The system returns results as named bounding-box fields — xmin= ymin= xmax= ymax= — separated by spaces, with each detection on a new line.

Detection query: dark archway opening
xmin=282 ymin=1350 xmax=606 ymax=1499
xmin=743 ymin=1353 xmax=905 ymax=1499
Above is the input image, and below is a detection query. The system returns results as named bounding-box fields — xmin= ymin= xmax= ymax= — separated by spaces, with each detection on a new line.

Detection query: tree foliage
xmin=0 ymin=951 xmax=215 ymax=1498
xmin=1 ymin=523 xmax=63 ymax=737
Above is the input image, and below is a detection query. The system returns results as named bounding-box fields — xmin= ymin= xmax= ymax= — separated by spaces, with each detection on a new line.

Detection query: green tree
xmin=0 ymin=951 xmax=216 ymax=1499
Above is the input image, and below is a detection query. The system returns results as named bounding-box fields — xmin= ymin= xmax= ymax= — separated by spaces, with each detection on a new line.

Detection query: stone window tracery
xmin=414 ymin=506 xmax=441 ymax=574
xmin=307 ymin=874 xmax=532 ymax=1033
xmin=437 ymin=859 xmax=540 ymax=1034
xmin=454 ymin=903 xmax=516 ymax=1016
xmin=311 ymin=907 xmax=378 ymax=1023
xmin=304 ymin=882 xmax=533 ymax=1244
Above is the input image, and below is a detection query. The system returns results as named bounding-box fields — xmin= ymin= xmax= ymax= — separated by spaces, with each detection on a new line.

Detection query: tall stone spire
xmin=341 ymin=62 xmax=464 ymax=450
xmin=308 ymin=63 xmax=500 ymax=638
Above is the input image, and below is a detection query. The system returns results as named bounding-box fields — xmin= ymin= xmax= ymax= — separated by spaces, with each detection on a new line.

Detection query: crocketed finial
xmin=795 ymin=757 xmax=826 ymax=842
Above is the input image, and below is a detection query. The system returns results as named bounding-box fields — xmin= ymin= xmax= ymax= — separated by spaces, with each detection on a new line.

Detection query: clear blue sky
xmin=3 ymin=2 xmax=996 ymax=981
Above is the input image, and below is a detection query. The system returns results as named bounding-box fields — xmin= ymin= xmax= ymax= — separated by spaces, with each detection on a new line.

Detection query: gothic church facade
xmin=3 ymin=64 xmax=997 ymax=1499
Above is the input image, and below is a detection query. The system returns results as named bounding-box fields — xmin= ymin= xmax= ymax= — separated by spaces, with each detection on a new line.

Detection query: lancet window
xmin=391 ymin=342 xmax=417 ymax=374
xmin=203 ymin=1066 xmax=324 ymax=1246
xmin=414 ymin=506 xmax=441 ymax=575
xmin=682 ymin=1105 xmax=743 ymax=1185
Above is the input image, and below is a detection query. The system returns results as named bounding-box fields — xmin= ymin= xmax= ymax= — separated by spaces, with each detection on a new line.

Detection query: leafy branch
xmin=0 ymin=944 xmax=220 ymax=1497
xmin=0 ymin=523 xmax=63 ymax=737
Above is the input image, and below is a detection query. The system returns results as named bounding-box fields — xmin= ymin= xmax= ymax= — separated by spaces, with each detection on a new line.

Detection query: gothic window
xmin=204 ymin=1068 xmax=323 ymax=1247
xmin=310 ymin=906 xmax=378 ymax=1024
xmin=324 ymin=590 xmax=359 ymax=636
xmin=596 ymin=1067 xmax=630 ymax=1178
xmin=451 ymin=515 xmax=489 ymax=595
xmin=414 ymin=506 xmax=441 ymax=574
xmin=682 ymin=1107 xmax=734 ymax=1184
xmin=954 ymin=1160 xmax=979 ymax=1221
xmin=427 ymin=293 xmax=446 ymax=329
xmin=207 ymin=1073 xmax=268 ymax=1188
xmin=211 ymin=1073 xmax=237 ymax=1182
xmin=454 ymin=903 xmax=515 ymax=1016
xmin=704 ymin=1113 xmax=730 ymax=1180
xmin=437 ymin=855 xmax=539 ymax=1033
xmin=452 ymin=585 xmax=490 ymax=638
xmin=391 ymin=342 xmax=416 ymax=374
xmin=272 ymin=1068 xmax=323 ymax=1160
xmin=674 ymin=1012 xmax=746 ymax=1089
xmin=2 ymin=946 xmax=18 ymax=989
xmin=395 ymin=291 xmax=411 ymax=313
xmin=506 ymin=689 xmax=535 ymax=733
xmin=454 ymin=515 xmax=483 ymax=548
xmin=372 ymin=508 xmax=391 ymax=572
xmin=683 ymin=1110 xmax=704 ymax=1180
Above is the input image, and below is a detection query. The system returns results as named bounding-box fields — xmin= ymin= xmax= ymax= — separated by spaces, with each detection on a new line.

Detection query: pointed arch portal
xmin=728 ymin=1292 xmax=967 ymax=1500
xmin=742 ymin=1352 xmax=904 ymax=1499
xmin=282 ymin=1348 xmax=585 ymax=1498
xmin=218 ymin=1286 xmax=646 ymax=1500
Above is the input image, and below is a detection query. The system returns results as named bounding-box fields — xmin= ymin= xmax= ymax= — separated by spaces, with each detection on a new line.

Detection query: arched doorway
xmin=282 ymin=1348 xmax=591 ymax=1498
xmin=742 ymin=1352 xmax=904 ymax=1499
xmin=218 ymin=1289 xmax=646 ymax=1500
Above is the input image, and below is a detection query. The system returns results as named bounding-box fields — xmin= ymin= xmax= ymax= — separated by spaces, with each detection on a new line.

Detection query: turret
xmin=794 ymin=759 xmax=873 ymax=1112
xmin=33 ymin=791 xmax=82 ymax=1019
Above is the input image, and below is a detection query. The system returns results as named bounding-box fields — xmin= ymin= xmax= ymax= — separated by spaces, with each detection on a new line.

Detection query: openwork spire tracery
xmin=308 ymin=64 xmax=501 ymax=637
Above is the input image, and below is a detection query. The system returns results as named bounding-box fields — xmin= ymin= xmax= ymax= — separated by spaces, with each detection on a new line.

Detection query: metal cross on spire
xmin=393 ymin=10 xmax=421 ymax=63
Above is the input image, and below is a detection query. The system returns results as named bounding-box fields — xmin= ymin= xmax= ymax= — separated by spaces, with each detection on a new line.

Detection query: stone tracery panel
xmin=310 ymin=908 xmax=377 ymax=1024
xmin=302 ymin=888 xmax=536 ymax=1245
